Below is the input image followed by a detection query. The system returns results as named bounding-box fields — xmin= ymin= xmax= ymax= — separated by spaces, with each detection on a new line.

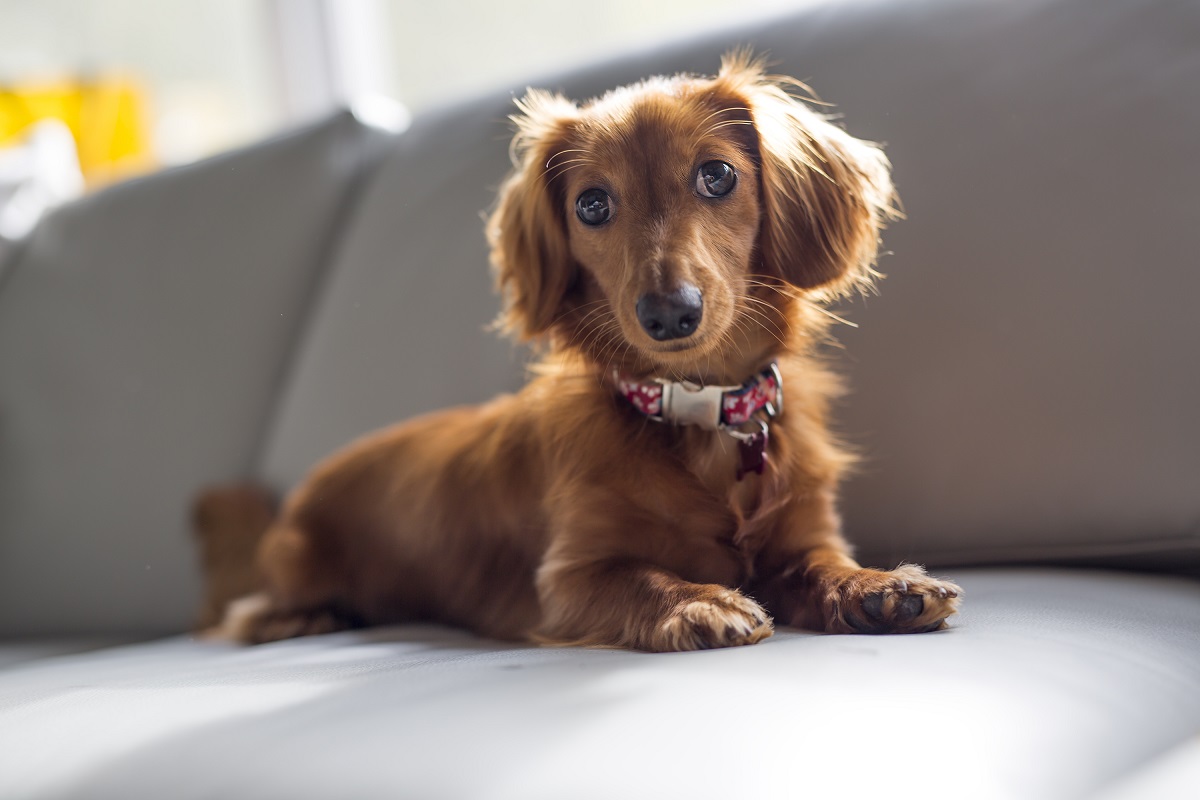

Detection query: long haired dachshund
xmin=219 ymin=53 xmax=961 ymax=651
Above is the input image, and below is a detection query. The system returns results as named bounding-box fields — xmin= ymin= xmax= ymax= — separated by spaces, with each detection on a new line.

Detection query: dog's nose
xmin=636 ymin=285 xmax=704 ymax=341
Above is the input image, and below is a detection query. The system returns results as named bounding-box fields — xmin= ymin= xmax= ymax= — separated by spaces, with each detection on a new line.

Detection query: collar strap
xmin=614 ymin=362 xmax=783 ymax=431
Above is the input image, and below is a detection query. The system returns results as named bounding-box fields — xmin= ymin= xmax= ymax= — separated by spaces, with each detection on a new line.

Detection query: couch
xmin=1 ymin=0 xmax=1197 ymax=797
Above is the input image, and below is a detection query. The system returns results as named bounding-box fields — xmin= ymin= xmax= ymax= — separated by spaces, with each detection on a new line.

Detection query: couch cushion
xmin=256 ymin=99 xmax=526 ymax=487
xmin=0 ymin=638 xmax=134 ymax=670
xmin=1098 ymin=738 xmax=1200 ymax=800
xmin=259 ymin=0 xmax=1199 ymax=571
xmin=0 ymin=111 xmax=394 ymax=636
xmin=0 ymin=568 xmax=1196 ymax=800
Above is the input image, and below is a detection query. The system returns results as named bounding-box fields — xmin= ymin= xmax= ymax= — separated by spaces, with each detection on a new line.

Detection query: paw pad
xmin=834 ymin=565 xmax=962 ymax=635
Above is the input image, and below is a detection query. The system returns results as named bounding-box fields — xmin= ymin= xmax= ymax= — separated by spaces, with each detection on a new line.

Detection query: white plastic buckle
xmin=658 ymin=380 xmax=739 ymax=430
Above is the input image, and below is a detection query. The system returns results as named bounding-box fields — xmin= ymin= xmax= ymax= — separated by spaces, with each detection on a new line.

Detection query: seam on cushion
xmin=241 ymin=114 xmax=399 ymax=484
xmin=863 ymin=534 xmax=1200 ymax=572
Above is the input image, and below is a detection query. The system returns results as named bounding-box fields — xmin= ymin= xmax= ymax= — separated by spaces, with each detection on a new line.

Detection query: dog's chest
xmin=679 ymin=429 xmax=769 ymax=557
xmin=682 ymin=430 xmax=756 ymax=496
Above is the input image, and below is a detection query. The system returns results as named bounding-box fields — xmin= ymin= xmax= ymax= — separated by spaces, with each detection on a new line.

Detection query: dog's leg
xmin=536 ymin=555 xmax=774 ymax=652
xmin=230 ymin=521 xmax=363 ymax=644
xmin=243 ymin=605 xmax=361 ymax=644
xmin=782 ymin=546 xmax=962 ymax=634
xmin=756 ymin=490 xmax=962 ymax=634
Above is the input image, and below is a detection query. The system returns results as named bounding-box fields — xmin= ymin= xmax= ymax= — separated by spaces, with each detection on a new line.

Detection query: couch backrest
xmin=254 ymin=97 xmax=528 ymax=490
xmin=261 ymin=0 xmax=1200 ymax=575
xmin=4 ymin=0 xmax=1197 ymax=637
xmin=0 ymin=112 xmax=394 ymax=636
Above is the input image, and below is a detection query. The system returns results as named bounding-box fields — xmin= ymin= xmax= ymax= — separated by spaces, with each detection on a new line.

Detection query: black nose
xmin=636 ymin=285 xmax=704 ymax=341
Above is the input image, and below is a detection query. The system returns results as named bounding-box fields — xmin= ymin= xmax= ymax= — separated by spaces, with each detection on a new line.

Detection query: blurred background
xmin=0 ymin=0 xmax=821 ymax=240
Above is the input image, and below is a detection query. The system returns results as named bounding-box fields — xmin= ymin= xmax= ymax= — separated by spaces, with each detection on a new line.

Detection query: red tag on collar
xmin=736 ymin=424 xmax=769 ymax=480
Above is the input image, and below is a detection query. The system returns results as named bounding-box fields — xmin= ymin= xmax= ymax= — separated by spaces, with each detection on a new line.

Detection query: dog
xmin=214 ymin=52 xmax=961 ymax=651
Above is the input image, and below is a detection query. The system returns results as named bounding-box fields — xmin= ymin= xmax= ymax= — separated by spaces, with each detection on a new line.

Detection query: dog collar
xmin=613 ymin=362 xmax=783 ymax=479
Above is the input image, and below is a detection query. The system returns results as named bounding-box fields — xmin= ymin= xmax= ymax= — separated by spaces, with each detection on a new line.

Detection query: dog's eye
xmin=695 ymin=161 xmax=736 ymax=198
xmin=575 ymin=189 xmax=611 ymax=225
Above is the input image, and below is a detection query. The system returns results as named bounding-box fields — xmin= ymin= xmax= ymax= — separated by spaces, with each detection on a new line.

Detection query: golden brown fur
xmin=218 ymin=53 xmax=961 ymax=651
xmin=191 ymin=485 xmax=272 ymax=631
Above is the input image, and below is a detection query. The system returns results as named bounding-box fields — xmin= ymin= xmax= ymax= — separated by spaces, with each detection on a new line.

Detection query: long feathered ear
xmin=487 ymin=90 xmax=580 ymax=340
xmin=718 ymin=52 xmax=900 ymax=297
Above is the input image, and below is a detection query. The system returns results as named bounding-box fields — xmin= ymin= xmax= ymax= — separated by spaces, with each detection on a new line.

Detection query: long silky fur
xmin=212 ymin=53 xmax=960 ymax=653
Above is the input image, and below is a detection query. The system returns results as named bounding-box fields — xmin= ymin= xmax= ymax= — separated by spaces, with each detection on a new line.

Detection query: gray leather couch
xmin=1 ymin=0 xmax=1197 ymax=797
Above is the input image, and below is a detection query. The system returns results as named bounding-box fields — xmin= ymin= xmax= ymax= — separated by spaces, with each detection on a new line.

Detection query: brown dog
xmin=219 ymin=53 xmax=961 ymax=651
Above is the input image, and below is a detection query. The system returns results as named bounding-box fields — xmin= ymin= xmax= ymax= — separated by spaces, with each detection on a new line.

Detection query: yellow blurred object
xmin=0 ymin=75 xmax=156 ymax=188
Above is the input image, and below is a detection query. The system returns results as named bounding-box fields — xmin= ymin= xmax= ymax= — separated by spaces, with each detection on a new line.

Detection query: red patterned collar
xmin=613 ymin=363 xmax=782 ymax=479
xmin=613 ymin=362 xmax=783 ymax=431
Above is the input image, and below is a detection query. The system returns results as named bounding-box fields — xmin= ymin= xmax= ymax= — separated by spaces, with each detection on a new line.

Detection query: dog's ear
xmin=488 ymin=90 xmax=580 ymax=340
xmin=718 ymin=53 xmax=900 ymax=296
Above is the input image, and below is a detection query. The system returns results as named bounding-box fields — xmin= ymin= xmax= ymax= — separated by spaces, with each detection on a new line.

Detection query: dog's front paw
xmin=827 ymin=564 xmax=961 ymax=635
xmin=654 ymin=588 xmax=774 ymax=652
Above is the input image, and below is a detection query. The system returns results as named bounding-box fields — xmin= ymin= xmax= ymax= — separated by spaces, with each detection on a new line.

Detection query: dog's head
xmin=488 ymin=52 xmax=898 ymax=374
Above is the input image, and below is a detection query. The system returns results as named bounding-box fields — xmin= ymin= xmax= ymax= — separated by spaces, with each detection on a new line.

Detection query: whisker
xmin=543 ymin=161 xmax=591 ymax=181
xmin=548 ymin=298 xmax=609 ymax=329
xmin=544 ymin=149 xmax=594 ymax=167
xmin=696 ymin=105 xmax=751 ymax=127
xmin=702 ymin=119 xmax=756 ymax=137
xmin=729 ymin=314 xmax=757 ymax=354
xmin=734 ymin=297 xmax=789 ymax=349
xmin=807 ymin=304 xmax=859 ymax=328
xmin=695 ymin=105 xmax=739 ymax=128
xmin=573 ymin=314 xmax=621 ymax=357
xmin=565 ymin=315 xmax=610 ymax=349
xmin=544 ymin=158 xmax=594 ymax=170
xmin=743 ymin=276 xmax=860 ymax=330
xmin=587 ymin=322 xmax=625 ymax=359
xmin=590 ymin=321 xmax=625 ymax=360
